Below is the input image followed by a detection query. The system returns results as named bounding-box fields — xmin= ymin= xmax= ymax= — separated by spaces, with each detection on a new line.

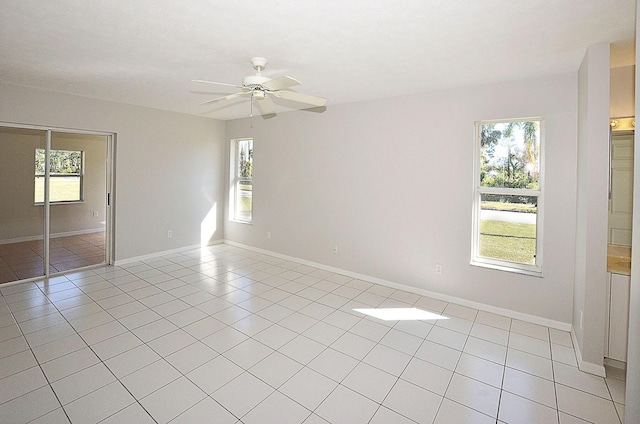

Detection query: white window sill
xmin=470 ymin=260 xmax=543 ymax=278
xmin=34 ymin=201 xmax=85 ymax=206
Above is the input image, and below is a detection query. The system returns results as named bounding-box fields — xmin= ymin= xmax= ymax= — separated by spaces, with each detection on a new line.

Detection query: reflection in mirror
xmin=0 ymin=126 xmax=108 ymax=284
xmin=49 ymin=132 xmax=107 ymax=274
xmin=608 ymin=117 xmax=634 ymax=248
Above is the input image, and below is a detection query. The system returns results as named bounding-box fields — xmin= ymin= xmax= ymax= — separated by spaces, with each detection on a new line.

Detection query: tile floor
xmin=0 ymin=232 xmax=106 ymax=283
xmin=0 ymin=244 xmax=627 ymax=423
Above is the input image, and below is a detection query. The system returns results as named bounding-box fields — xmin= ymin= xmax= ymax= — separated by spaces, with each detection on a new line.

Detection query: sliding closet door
xmin=48 ymin=132 xmax=108 ymax=273
xmin=0 ymin=125 xmax=112 ymax=284
xmin=0 ymin=127 xmax=47 ymax=283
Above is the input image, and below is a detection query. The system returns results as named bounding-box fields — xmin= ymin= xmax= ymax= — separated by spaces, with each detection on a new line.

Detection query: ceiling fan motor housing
xmin=243 ymin=75 xmax=270 ymax=89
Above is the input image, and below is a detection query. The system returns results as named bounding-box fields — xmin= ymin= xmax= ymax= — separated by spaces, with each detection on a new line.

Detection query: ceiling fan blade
xmin=191 ymin=79 xmax=244 ymax=89
xmin=274 ymin=90 xmax=327 ymax=107
xmin=200 ymin=91 xmax=248 ymax=105
xmin=261 ymin=76 xmax=300 ymax=91
xmin=257 ymin=95 xmax=276 ymax=115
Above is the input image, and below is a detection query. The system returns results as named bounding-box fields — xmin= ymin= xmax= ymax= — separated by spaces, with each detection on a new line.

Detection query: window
xmin=230 ymin=138 xmax=253 ymax=223
xmin=472 ymin=119 xmax=543 ymax=275
xmin=34 ymin=149 xmax=84 ymax=203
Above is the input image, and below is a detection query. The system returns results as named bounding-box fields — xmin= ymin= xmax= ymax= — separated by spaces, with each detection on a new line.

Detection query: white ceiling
xmin=0 ymin=0 xmax=636 ymax=120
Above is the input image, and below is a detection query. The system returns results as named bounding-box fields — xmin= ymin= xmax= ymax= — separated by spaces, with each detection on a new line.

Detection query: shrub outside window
xmin=472 ymin=119 xmax=543 ymax=276
xmin=34 ymin=149 xmax=84 ymax=203
xmin=230 ymin=138 xmax=253 ymax=223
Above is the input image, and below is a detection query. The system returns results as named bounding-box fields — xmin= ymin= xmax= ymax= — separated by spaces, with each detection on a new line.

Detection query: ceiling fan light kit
xmin=193 ymin=57 xmax=326 ymax=117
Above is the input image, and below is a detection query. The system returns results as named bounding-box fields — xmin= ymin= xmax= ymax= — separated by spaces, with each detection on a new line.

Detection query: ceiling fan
xmin=192 ymin=57 xmax=327 ymax=117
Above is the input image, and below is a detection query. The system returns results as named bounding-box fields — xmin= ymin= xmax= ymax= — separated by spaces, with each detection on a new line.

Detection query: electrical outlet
xmin=332 ymin=245 xmax=338 ymax=254
xmin=435 ymin=264 xmax=443 ymax=275
xmin=267 ymin=231 xmax=272 ymax=239
xmin=167 ymin=230 xmax=172 ymax=238
xmin=92 ymin=211 xmax=99 ymax=217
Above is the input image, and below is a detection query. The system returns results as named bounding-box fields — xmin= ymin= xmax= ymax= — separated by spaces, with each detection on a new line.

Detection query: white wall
xmin=0 ymin=82 xmax=226 ymax=261
xmin=573 ymin=43 xmax=610 ymax=374
xmin=611 ymin=65 xmax=635 ymax=118
xmin=226 ymin=74 xmax=578 ymax=325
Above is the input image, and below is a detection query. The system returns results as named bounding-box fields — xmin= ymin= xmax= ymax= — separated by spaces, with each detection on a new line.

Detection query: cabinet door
xmin=608 ymin=273 xmax=631 ymax=362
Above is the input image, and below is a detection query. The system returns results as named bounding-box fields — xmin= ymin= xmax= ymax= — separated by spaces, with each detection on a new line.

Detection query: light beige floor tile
xmin=169 ymin=396 xmax=237 ymax=424
xmin=434 ymin=398 xmax=495 ymax=424
xmin=556 ymin=384 xmax=621 ymax=424
xmin=211 ymin=372 xmax=274 ymax=418
xmin=63 ymin=381 xmax=135 ymax=424
xmin=503 ymin=366 xmax=557 ymax=408
xmin=383 ymin=378 xmax=442 ymax=423
xmin=445 ymin=373 xmax=501 ymax=418
xmin=279 ymin=366 xmax=338 ymax=410
xmin=498 ymin=391 xmax=559 ymax=424
xmin=400 ymin=356 xmax=453 ymax=396
xmin=242 ymin=390 xmax=311 ymax=424
xmin=342 ymin=361 xmax=397 ymax=402
xmin=455 ymin=352 xmax=505 ymax=388
xmin=316 ymin=385 xmax=380 ymax=424
xmin=140 ymin=376 xmax=207 ymax=424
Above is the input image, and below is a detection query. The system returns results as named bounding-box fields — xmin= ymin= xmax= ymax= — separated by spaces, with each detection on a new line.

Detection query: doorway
xmin=0 ymin=125 xmax=114 ymax=284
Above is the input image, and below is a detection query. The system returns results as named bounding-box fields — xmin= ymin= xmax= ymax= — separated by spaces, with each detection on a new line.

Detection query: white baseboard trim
xmin=0 ymin=228 xmax=105 ymax=245
xmin=570 ymin=328 xmax=607 ymax=377
xmin=604 ymin=357 xmax=626 ymax=371
xmin=224 ymin=240 xmax=572 ymax=332
xmin=113 ymin=240 xmax=224 ymax=267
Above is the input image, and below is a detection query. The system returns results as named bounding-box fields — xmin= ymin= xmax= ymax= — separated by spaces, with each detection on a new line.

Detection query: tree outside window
xmin=473 ymin=119 xmax=543 ymax=275
xmin=232 ymin=139 xmax=253 ymax=223
xmin=34 ymin=149 xmax=84 ymax=203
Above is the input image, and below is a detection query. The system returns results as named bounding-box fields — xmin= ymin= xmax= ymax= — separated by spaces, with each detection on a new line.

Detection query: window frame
xmin=34 ymin=148 xmax=85 ymax=204
xmin=229 ymin=138 xmax=253 ymax=224
xmin=471 ymin=118 xmax=544 ymax=277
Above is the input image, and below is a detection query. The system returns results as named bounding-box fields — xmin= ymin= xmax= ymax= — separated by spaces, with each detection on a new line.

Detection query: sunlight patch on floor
xmin=353 ymin=307 xmax=449 ymax=321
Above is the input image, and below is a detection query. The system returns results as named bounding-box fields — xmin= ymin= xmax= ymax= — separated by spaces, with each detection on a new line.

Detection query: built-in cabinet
xmin=606 ymin=272 xmax=631 ymax=363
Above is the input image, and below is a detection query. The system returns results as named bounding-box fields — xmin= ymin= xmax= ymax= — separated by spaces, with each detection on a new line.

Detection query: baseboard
xmin=113 ymin=239 xmax=224 ymax=267
xmin=224 ymin=240 xmax=572 ymax=332
xmin=0 ymin=228 xmax=105 ymax=245
xmin=604 ymin=357 xmax=627 ymax=371
xmin=570 ymin=328 xmax=607 ymax=377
